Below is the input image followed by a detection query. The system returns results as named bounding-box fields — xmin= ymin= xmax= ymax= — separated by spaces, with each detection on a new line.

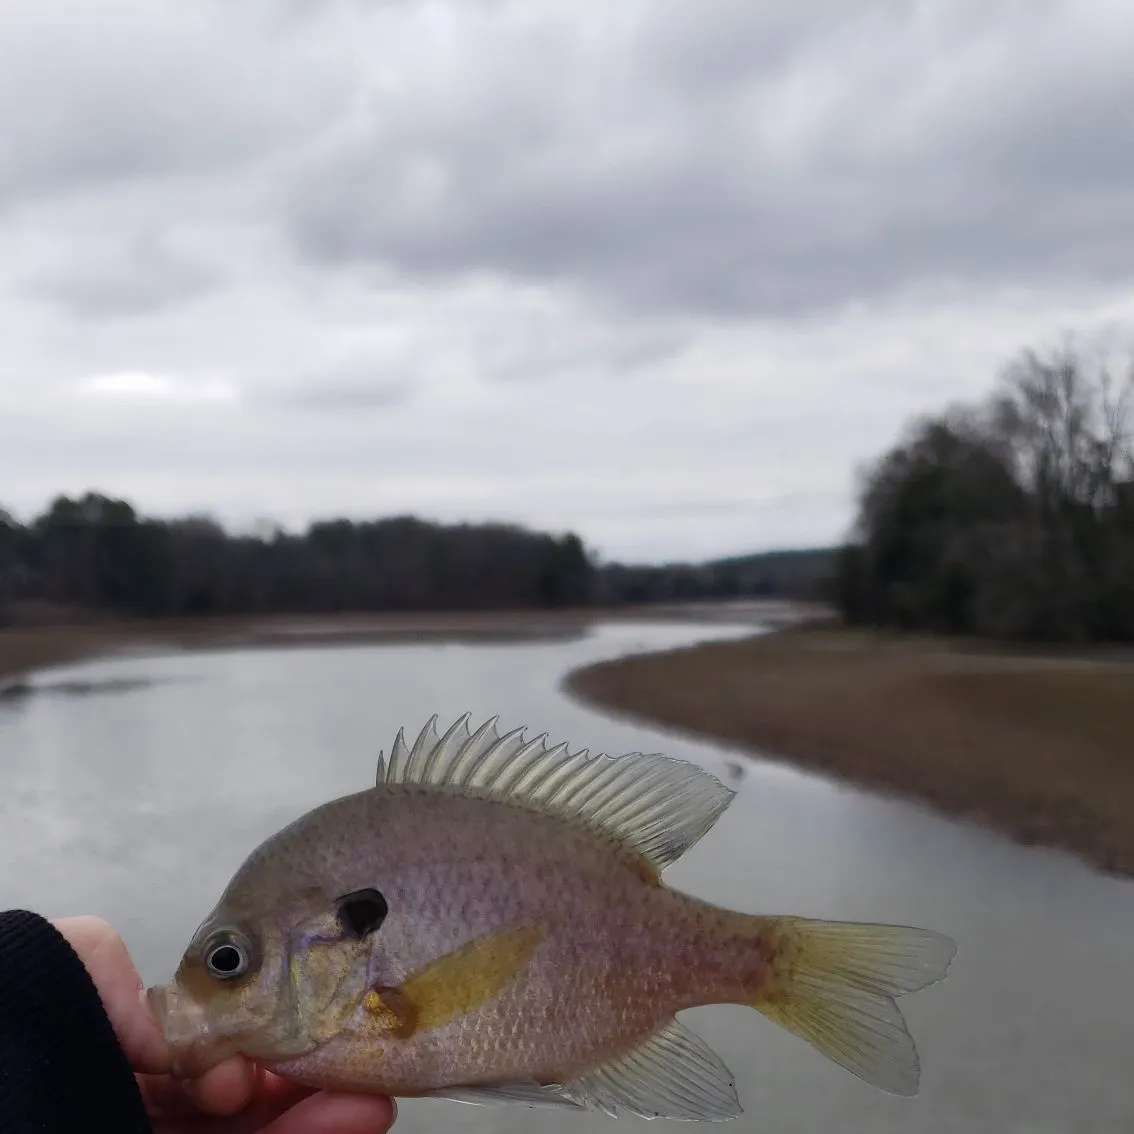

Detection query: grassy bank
xmin=566 ymin=626 xmax=1134 ymax=877
xmin=0 ymin=611 xmax=588 ymax=686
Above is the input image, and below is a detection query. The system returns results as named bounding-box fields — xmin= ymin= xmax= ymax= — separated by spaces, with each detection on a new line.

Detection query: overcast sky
xmin=2 ymin=0 xmax=1134 ymax=562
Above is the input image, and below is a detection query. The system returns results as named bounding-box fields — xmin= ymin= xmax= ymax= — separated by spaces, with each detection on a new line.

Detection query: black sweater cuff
xmin=0 ymin=910 xmax=153 ymax=1133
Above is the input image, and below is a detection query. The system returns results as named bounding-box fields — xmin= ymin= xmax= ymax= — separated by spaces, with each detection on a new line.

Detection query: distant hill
xmin=595 ymin=547 xmax=838 ymax=604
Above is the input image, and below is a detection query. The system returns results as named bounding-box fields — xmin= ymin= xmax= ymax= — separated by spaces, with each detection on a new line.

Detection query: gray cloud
xmin=286 ymin=0 xmax=1134 ymax=317
xmin=1 ymin=0 xmax=1133 ymax=560
xmin=469 ymin=317 xmax=690 ymax=385
xmin=257 ymin=362 xmax=418 ymax=413
xmin=21 ymin=234 xmax=222 ymax=318
xmin=0 ymin=3 xmax=346 ymax=211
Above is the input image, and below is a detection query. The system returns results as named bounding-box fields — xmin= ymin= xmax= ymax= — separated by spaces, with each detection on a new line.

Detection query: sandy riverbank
xmin=566 ymin=625 xmax=1134 ymax=878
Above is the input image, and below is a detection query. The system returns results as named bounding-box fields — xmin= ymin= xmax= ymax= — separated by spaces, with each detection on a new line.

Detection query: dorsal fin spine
xmin=449 ymin=715 xmax=498 ymax=787
xmin=423 ymin=714 xmax=467 ymax=782
xmin=373 ymin=715 xmax=735 ymax=872
xmin=507 ymin=745 xmax=565 ymax=797
xmin=407 ymin=714 xmax=439 ymax=770
xmin=495 ymin=734 xmax=552 ymax=794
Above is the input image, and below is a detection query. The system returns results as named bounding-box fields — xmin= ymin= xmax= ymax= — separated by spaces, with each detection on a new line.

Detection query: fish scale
xmin=147 ymin=713 xmax=956 ymax=1121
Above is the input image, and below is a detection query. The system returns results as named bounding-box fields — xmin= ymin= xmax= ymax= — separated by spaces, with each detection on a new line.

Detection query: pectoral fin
xmin=363 ymin=987 xmax=417 ymax=1038
xmin=367 ymin=919 xmax=548 ymax=1039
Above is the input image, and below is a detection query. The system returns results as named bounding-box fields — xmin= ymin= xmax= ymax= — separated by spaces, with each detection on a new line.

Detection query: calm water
xmin=2 ymin=621 xmax=1132 ymax=1133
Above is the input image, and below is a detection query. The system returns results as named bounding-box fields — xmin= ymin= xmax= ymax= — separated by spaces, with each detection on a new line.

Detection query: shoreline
xmin=8 ymin=606 xmax=1132 ymax=878
xmin=0 ymin=600 xmax=824 ymax=691
xmin=565 ymin=625 xmax=1134 ymax=879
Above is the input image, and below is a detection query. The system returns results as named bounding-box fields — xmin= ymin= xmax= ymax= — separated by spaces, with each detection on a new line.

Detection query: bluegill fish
xmin=147 ymin=714 xmax=955 ymax=1121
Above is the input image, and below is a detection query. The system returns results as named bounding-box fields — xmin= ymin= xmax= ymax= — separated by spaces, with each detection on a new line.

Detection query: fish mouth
xmin=147 ymin=982 xmax=238 ymax=1079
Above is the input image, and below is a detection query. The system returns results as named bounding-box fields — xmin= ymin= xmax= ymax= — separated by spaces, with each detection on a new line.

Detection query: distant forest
xmin=12 ymin=337 xmax=1127 ymax=643
xmin=0 ymin=495 xmax=833 ymax=625
xmin=836 ymin=339 xmax=1134 ymax=643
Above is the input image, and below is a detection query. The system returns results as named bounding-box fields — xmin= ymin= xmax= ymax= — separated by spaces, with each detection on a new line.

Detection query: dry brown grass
xmin=567 ymin=627 xmax=1134 ymax=877
xmin=0 ymin=625 xmax=121 ymax=683
xmin=0 ymin=612 xmax=596 ymax=686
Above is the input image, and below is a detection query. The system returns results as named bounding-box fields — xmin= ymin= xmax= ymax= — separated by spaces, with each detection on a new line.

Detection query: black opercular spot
xmin=337 ymin=888 xmax=388 ymax=937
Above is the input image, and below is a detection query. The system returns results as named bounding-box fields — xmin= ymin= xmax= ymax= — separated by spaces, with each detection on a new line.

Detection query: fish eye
xmin=336 ymin=888 xmax=388 ymax=938
xmin=202 ymin=931 xmax=253 ymax=981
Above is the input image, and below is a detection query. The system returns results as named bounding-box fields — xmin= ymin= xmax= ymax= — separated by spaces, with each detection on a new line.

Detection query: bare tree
xmin=840 ymin=336 xmax=1134 ymax=643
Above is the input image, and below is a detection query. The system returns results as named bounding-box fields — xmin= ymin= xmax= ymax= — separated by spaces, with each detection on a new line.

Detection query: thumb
xmin=53 ymin=916 xmax=173 ymax=1076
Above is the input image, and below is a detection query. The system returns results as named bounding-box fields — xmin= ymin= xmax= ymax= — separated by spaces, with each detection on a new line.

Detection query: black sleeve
xmin=0 ymin=910 xmax=153 ymax=1134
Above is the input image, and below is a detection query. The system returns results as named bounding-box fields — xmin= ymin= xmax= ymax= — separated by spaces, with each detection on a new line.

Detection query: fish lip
xmin=146 ymin=982 xmax=316 ymax=1077
xmin=147 ymin=982 xmax=229 ymax=1079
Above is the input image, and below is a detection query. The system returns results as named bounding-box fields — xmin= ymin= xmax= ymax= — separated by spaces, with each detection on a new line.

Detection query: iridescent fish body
xmin=148 ymin=714 xmax=955 ymax=1121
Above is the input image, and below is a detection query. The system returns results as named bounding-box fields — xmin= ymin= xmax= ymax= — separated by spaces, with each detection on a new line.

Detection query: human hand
xmin=54 ymin=917 xmax=397 ymax=1134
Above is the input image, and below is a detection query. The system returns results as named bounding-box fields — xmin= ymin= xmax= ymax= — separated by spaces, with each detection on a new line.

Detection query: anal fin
xmin=425 ymin=1082 xmax=583 ymax=1110
xmin=561 ymin=1019 xmax=742 ymax=1122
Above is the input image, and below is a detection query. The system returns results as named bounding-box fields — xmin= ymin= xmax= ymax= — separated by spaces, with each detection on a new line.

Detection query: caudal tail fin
xmin=748 ymin=917 xmax=955 ymax=1097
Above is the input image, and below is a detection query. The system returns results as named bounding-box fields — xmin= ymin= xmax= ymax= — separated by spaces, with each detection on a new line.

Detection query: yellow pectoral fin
xmin=363 ymin=988 xmax=417 ymax=1039
xmin=368 ymin=919 xmax=548 ymax=1038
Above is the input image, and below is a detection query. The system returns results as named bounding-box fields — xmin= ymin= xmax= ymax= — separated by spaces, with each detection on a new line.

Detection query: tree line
xmin=0 ymin=501 xmax=596 ymax=622
xmin=594 ymin=548 xmax=834 ymax=605
xmin=836 ymin=339 xmax=1134 ymax=643
xmin=0 ymin=496 xmax=829 ymax=626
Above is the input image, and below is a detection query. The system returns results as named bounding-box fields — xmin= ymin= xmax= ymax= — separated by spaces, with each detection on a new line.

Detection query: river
xmin=1 ymin=619 xmax=1131 ymax=1133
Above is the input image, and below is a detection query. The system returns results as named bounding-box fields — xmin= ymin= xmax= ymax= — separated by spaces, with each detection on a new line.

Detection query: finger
xmin=255 ymin=1092 xmax=397 ymax=1134
xmin=180 ymin=1056 xmax=260 ymax=1116
xmin=140 ymin=1082 xmax=394 ymax=1134
xmin=136 ymin=1073 xmax=195 ymax=1120
xmin=136 ymin=1069 xmax=317 ymax=1124
xmin=53 ymin=916 xmax=171 ymax=1075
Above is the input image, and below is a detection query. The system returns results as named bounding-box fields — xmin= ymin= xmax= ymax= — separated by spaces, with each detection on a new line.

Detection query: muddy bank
xmin=566 ymin=626 xmax=1134 ymax=878
xmin=0 ymin=600 xmax=825 ymax=689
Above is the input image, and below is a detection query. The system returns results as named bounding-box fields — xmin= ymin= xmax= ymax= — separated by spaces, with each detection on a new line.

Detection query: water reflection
xmin=0 ymin=674 xmax=169 ymax=706
xmin=1 ymin=620 xmax=1131 ymax=1132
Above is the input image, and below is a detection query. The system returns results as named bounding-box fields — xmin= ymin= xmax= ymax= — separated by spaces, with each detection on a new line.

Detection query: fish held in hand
xmin=147 ymin=713 xmax=955 ymax=1121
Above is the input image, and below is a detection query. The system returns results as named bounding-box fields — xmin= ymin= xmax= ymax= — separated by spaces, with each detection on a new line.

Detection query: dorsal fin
xmin=374 ymin=713 xmax=735 ymax=873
